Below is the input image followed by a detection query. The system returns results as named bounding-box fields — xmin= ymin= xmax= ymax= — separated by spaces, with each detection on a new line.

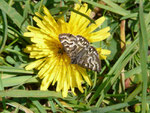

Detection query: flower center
xmin=58 ymin=47 xmax=64 ymax=55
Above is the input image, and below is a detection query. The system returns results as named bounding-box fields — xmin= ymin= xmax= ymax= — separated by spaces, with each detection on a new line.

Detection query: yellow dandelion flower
xmin=24 ymin=3 xmax=111 ymax=97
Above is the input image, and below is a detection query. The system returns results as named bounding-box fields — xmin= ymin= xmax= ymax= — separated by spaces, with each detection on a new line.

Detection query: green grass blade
xmin=0 ymin=0 xmax=29 ymax=32
xmin=107 ymin=38 xmax=139 ymax=76
xmin=120 ymin=13 xmax=138 ymax=20
xmin=7 ymin=102 xmax=33 ymax=113
xmin=0 ymin=73 xmax=4 ymax=91
xmin=31 ymin=99 xmax=47 ymax=113
xmin=48 ymin=98 xmax=56 ymax=113
xmin=124 ymin=66 xmax=141 ymax=79
xmin=4 ymin=47 xmax=28 ymax=57
xmin=85 ymin=100 xmax=139 ymax=113
xmin=139 ymin=0 xmax=148 ymax=112
xmin=125 ymin=84 xmax=142 ymax=102
xmin=82 ymin=0 xmax=130 ymax=16
xmin=95 ymin=49 xmax=138 ymax=107
xmin=89 ymin=39 xmax=139 ymax=105
xmin=106 ymin=111 xmax=132 ymax=113
xmin=23 ymin=0 xmax=32 ymax=19
xmin=0 ymin=90 xmax=62 ymax=98
xmin=102 ymin=0 xmax=129 ymax=13
xmin=0 ymin=10 xmax=8 ymax=54
xmin=0 ymin=66 xmax=33 ymax=74
xmin=2 ymin=73 xmax=17 ymax=79
xmin=2 ymin=76 xmax=38 ymax=87
xmin=54 ymin=99 xmax=65 ymax=111
xmin=0 ymin=70 xmax=6 ymax=109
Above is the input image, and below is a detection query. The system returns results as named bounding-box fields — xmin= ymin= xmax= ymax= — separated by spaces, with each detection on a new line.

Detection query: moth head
xmin=58 ymin=47 xmax=64 ymax=55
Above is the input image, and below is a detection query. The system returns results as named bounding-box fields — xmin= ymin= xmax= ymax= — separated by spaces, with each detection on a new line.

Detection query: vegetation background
xmin=0 ymin=0 xmax=149 ymax=112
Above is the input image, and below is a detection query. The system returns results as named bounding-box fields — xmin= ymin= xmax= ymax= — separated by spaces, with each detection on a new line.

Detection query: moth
xmin=59 ymin=33 xmax=101 ymax=72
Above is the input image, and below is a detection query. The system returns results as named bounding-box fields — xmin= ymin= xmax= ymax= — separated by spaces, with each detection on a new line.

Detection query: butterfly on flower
xmin=59 ymin=33 xmax=101 ymax=72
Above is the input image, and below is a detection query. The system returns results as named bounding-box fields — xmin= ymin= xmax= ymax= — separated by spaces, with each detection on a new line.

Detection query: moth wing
xmin=59 ymin=34 xmax=89 ymax=63
xmin=59 ymin=34 xmax=101 ymax=72
xmin=59 ymin=33 xmax=77 ymax=60
xmin=77 ymin=46 xmax=101 ymax=72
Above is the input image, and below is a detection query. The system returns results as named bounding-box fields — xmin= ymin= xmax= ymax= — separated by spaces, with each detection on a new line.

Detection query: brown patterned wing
xmin=77 ymin=46 xmax=101 ymax=72
xmin=59 ymin=34 xmax=89 ymax=63
xmin=59 ymin=33 xmax=101 ymax=72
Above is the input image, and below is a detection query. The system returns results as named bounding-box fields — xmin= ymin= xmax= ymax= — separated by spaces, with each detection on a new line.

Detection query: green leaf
xmin=6 ymin=56 xmax=16 ymax=65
